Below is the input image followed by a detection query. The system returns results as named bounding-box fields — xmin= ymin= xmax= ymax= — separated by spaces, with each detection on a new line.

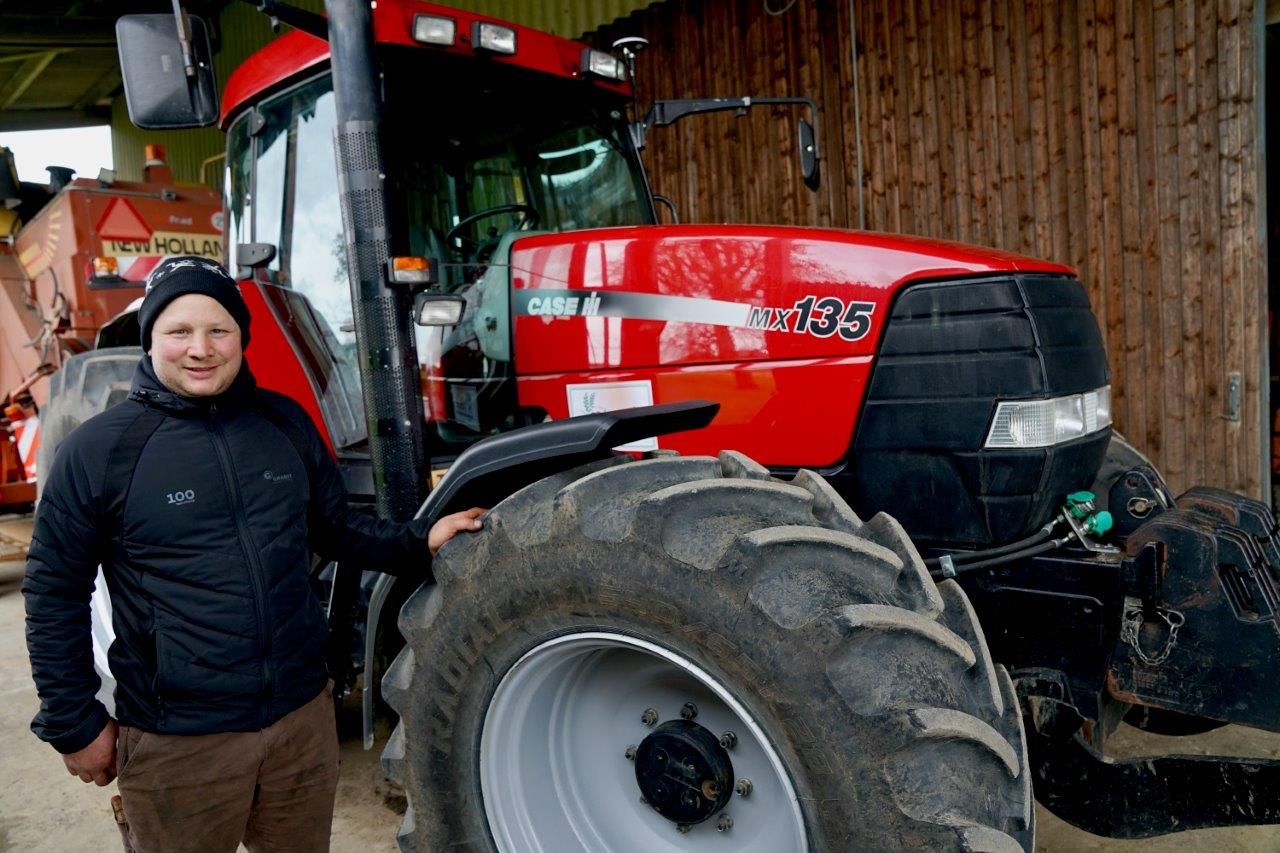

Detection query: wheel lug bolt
xmin=624 ymin=745 xmax=637 ymax=761
xmin=719 ymin=731 xmax=738 ymax=749
xmin=641 ymin=708 xmax=659 ymax=727
xmin=677 ymin=824 xmax=691 ymax=834
xmin=680 ymin=702 xmax=698 ymax=720
xmin=735 ymin=778 xmax=753 ymax=797
xmin=717 ymin=814 xmax=733 ymax=832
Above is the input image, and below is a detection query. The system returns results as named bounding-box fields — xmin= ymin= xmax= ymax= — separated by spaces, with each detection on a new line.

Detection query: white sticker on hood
xmin=566 ymin=380 xmax=657 ymax=452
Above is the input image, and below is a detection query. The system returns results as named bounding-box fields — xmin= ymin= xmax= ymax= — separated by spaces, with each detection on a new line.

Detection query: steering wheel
xmin=445 ymin=204 xmax=540 ymax=261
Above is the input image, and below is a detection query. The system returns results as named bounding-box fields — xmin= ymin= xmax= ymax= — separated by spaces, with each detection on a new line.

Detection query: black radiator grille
xmin=842 ymin=274 xmax=1111 ymax=546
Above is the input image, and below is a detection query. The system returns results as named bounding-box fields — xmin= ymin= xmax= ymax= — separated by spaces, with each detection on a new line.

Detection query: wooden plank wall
xmin=596 ymin=0 xmax=1266 ymax=498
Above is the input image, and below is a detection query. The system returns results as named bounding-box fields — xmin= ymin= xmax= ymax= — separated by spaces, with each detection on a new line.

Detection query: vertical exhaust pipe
xmin=326 ymin=0 xmax=425 ymax=522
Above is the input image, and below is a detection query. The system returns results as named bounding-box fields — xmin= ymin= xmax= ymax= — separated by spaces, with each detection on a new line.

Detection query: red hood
xmin=509 ymin=223 xmax=1073 ymax=373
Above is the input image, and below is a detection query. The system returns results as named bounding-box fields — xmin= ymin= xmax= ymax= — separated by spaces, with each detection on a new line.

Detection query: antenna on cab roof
xmin=611 ymin=36 xmax=649 ymax=123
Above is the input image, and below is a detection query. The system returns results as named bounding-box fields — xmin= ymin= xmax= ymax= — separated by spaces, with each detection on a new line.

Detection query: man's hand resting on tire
xmin=429 ymin=508 xmax=486 ymax=556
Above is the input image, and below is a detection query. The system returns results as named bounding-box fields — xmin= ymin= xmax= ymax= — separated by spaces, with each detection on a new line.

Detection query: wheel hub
xmin=480 ymin=632 xmax=807 ymax=851
xmin=634 ymin=719 xmax=734 ymax=824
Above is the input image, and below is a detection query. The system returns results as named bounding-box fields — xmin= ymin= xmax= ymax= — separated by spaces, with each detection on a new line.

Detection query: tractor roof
xmin=221 ymin=0 xmax=630 ymax=127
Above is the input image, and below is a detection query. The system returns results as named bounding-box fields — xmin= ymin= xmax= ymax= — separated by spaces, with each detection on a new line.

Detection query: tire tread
xmin=385 ymin=452 xmax=1033 ymax=851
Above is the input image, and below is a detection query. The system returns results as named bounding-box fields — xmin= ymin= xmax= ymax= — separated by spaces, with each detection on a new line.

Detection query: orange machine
xmin=0 ymin=144 xmax=222 ymax=505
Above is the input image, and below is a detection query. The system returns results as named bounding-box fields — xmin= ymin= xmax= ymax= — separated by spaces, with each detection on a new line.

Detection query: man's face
xmin=149 ymin=294 xmax=243 ymax=398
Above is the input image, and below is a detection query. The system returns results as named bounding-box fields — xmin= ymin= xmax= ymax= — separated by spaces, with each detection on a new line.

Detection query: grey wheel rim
xmin=480 ymin=631 xmax=808 ymax=852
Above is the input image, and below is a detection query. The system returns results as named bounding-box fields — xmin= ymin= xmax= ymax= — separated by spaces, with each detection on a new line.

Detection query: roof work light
xmin=412 ymin=15 xmax=456 ymax=46
xmin=580 ymin=48 xmax=627 ymax=81
xmin=473 ymin=22 xmax=516 ymax=55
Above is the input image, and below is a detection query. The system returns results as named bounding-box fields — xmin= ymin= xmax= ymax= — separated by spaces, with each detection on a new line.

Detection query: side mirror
xmin=116 ymin=14 xmax=219 ymax=129
xmin=415 ymin=294 xmax=465 ymax=327
xmin=639 ymin=97 xmax=822 ymax=192
xmin=798 ymin=118 xmax=820 ymax=191
xmin=236 ymin=242 xmax=277 ymax=270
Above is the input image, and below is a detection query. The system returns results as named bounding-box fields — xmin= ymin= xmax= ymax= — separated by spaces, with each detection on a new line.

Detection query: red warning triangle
xmin=96 ymin=198 xmax=152 ymax=242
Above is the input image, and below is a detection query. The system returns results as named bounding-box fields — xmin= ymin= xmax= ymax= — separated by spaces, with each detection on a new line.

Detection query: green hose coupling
xmin=1065 ymin=491 xmax=1097 ymax=519
xmin=1083 ymin=510 xmax=1113 ymax=536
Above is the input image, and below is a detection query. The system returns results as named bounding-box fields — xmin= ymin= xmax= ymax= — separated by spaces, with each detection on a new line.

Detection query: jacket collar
xmin=129 ymin=355 xmax=258 ymax=415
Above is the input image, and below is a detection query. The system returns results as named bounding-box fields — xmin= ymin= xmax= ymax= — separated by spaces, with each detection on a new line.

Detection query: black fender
xmin=418 ymin=399 xmax=720 ymax=525
xmin=360 ymin=399 xmax=719 ymax=746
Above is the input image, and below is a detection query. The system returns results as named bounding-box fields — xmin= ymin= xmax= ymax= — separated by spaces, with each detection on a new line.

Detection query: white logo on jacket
xmin=166 ymin=489 xmax=196 ymax=506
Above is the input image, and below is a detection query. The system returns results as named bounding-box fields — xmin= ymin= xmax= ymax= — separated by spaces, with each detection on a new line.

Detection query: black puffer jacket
xmin=24 ymin=359 xmax=429 ymax=754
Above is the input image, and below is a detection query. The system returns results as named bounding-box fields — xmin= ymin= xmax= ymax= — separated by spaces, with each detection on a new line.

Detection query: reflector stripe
xmin=15 ymin=415 xmax=38 ymax=480
xmin=117 ymin=256 xmax=163 ymax=282
xmin=515 ymin=288 xmax=752 ymax=327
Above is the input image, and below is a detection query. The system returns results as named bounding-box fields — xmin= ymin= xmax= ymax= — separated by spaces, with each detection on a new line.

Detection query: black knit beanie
xmin=138 ymin=256 xmax=250 ymax=352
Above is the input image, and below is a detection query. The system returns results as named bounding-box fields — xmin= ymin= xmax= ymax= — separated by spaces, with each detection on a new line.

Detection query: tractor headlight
xmin=985 ymin=385 xmax=1112 ymax=448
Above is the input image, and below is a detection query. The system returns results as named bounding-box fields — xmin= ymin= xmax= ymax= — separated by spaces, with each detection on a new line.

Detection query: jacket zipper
xmin=206 ymin=402 xmax=275 ymax=725
xmin=148 ymin=626 xmax=166 ymax=729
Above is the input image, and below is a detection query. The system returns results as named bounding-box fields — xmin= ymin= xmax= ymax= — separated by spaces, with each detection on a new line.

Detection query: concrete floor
xmin=2 ymin=555 xmax=1279 ymax=851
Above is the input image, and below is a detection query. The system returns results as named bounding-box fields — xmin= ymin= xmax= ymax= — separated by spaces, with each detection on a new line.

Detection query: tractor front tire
xmin=383 ymin=452 xmax=1033 ymax=852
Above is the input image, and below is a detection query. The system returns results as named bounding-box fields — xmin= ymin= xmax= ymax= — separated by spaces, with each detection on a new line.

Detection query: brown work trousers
xmin=114 ymin=683 xmax=340 ymax=853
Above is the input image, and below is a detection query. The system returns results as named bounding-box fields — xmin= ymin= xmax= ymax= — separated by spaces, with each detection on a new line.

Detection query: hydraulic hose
xmin=924 ymin=521 xmax=1057 ymax=573
xmin=928 ymin=537 xmax=1070 ymax=581
xmin=924 ymin=494 xmax=1114 ymax=581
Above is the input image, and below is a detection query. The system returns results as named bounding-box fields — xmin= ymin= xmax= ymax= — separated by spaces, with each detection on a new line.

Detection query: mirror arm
xmin=235 ymin=0 xmax=330 ymax=40
xmin=636 ymin=96 xmax=819 ymax=159
xmin=170 ymin=0 xmax=197 ymax=77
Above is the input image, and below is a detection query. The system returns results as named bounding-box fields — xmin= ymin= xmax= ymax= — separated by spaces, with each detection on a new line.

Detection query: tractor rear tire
xmin=382 ymin=451 xmax=1034 ymax=851
xmin=36 ymin=346 xmax=140 ymax=499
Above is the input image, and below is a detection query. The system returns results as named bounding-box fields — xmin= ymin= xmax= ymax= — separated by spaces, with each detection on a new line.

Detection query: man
xmin=23 ymin=256 xmax=483 ymax=851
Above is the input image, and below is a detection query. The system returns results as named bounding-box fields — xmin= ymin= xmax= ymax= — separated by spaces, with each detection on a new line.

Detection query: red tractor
xmin=59 ymin=0 xmax=1280 ymax=848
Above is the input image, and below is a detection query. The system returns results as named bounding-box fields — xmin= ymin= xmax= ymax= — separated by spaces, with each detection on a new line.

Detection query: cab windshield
xmin=382 ymin=48 xmax=654 ymax=286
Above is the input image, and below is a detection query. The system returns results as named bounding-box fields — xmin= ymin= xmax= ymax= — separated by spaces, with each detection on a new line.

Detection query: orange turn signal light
xmin=91 ymin=256 xmax=119 ymax=278
xmin=393 ymin=256 xmax=430 ymax=272
xmin=388 ymin=256 xmax=436 ymax=286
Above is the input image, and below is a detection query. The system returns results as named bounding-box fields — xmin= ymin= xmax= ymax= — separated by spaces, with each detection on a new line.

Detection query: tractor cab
xmin=218 ymin=26 xmax=656 ymax=458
